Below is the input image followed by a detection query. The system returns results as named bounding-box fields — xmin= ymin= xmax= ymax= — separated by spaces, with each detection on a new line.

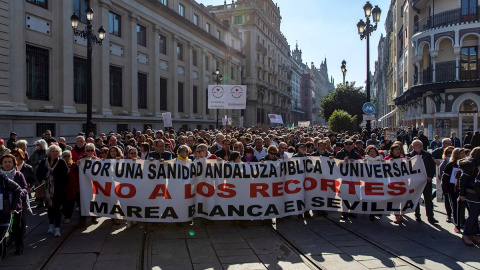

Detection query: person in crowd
xmin=241 ymin=146 xmax=258 ymax=163
xmin=306 ymin=142 xmax=316 ymax=155
xmin=450 ymin=132 xmax=462 ymax=148
xmin=364 ymin=145 xmax=382 ymax=161
xmin=432 ymin=138 xmax=452 ymax=160
xmin=15 ymin=140 xmax=29 ymax=164
xmin=175 ymin=145 xmax=191 ymax=165
xmin=228 ymin=151 xmax=242 ymax=163
xmin=277 ymin=142 xmax=288 ymax=159
xmin=261 ymin=145 xmax=279 ymax=161
xmin=94 ymin=137 xmax=104 ymax=150
xmin=417 ymin=131 xmax=429 ymax=151
xmin=407 ymin=140 xmax=438 ymax=224
xmin=209 ymin=134 xmax=224 ymax=154
xmin=470 ymin=131 xmax=480 ymax=148
xmin=43 ymin=130 xmax=57 ymax=146
xmin=293 ymin=143 xmax=308 ymax=158
xmin=12 ymin=149 xmax=36 ymax=194
xmin=430 ymin=135 xmax=442 ymax=150
xmin=0 ymin=154 xmax=27 ymax=255
xmin=366 ymin=133 xmax=380 ymax=148
xmin=36 ymin=145 xmax=69 ymax=237
xmin=463 ymin=131 xmax=473 ymax=146
xmin=384 ymin=145 xmax=405 ymax=223
xmin=139 ymin=143 xmax=150 ymax=160
xmin=354 ymin=140 xmax=366 ymax=157
xmin=458 ymin=147 xmax=480 ymax=246
xmin=164 ymin=141 xmax=174 ymax=154
xmin=0 ymin=171 xmax=22 ymax=258
xmin=0 ymin=139 xmax=10 ymax=156
xmin=149 ymin=139 xmax=173 ymax=161
xmin=107 ymin=136 xmax=124 ymax=152
xmin=403 ymin=128 xmax=415 ymax=147
xmin=335 ymin=139 xmax=361 ymax=220
xmin=61 ymin=150 xmax=76 ymax=225
xmin=99 ymin=147 xmax=109 ymax=160
xmin=125 ymin=147 xmax=139 ymax=229
xmin=438 ymin=146 xmax=454 ymax=224
xmin=106 ymin=146 xmax=124 ymax=159
xmin=310 ymin=140 xmax=333 ymax=157
xmin=193 ymin=144 xmax=217 ymax=160
xmin=71 ymin=136 xmax=86 ymax=162
xmin=441 ymin=148 xmax=465 ymax=233
xmin=29 ymin=139 xmax=48 ymax=208
xmin=232 ymin=142 xmax=244 ymax=156
xmin=58 ymin=137 xmax=72 ymax=152
xmin=6 ymin=132 xmax=17 ymax=151
xmin=253 ymin=137 xmax=267 ymax=161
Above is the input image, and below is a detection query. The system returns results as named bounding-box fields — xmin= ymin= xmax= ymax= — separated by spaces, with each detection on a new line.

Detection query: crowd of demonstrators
xmin=0 ymin=124 xmax=479 ymax=259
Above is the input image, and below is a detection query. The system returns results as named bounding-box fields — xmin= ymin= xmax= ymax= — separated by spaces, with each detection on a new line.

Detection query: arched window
xmin=459 ymin=99 xmax=478 ymax=112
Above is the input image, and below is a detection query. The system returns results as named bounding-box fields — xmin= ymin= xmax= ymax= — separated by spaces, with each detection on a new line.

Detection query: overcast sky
xmin=199 ymin=0 xmax=390 ymax=90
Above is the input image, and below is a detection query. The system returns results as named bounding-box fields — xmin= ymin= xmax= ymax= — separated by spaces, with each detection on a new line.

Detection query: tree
xmin=319 ymin=82 xmax=366 ymax=121
xmin=328 ymin=110 xmax=357 ymax=133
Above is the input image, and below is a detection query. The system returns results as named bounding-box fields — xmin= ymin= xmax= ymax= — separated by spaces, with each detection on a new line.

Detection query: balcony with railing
xmin=436 ymin=61 xmax=456 ymax=82
xmin=414 ymin=7 xmax=479 ymax=34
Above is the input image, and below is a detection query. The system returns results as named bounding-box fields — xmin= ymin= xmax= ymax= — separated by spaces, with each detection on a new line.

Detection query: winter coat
xmin=0 ymin=172 xmax=22 ymax=225
xmin=28 ymin=149 xmax=46 ymax=170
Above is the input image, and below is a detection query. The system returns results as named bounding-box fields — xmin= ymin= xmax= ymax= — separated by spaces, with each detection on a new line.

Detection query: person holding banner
xmin=261 ymin=146 xmax=279 ymax=161
xmin=310 ymin=140 xmax=333 ymax=157
xmin=215 ymin=139 xmax=232 ymax=161
xmin=441 ymin=148 xmax=466 ymax=233
xmin=193 ymin=144 xmax=217 ymax=160
xmin=0 ymin=171 xmax=22 ymax=259
xmin=458 ymin=147 xmax=480 ymax=246
xmin=407 ymin=140 xmax=438 ymax=224
xmin=253 ymin=137 xmax=267 ymax=161
xmin=335 ymin=139 xmax=361 ymax=220
xmin=241 ymin=147 xmax=258 ymax=163
xmin=384 ymin=145 xmax=405 ymax=223
xmin=149 ymin=140 xmax=173 ymax=161
xmin=0 ymin=154 xmax=28 ymax=255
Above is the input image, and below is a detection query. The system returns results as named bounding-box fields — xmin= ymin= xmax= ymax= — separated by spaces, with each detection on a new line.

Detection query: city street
xmin=1 ymin=198 xmax=479 ymax=270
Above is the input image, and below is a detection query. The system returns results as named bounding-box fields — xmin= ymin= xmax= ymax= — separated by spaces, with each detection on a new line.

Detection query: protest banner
xmin=79 ymin=156 xmax=427 ymax=222
xmin=268 ymin=114 xmax=283 ymax=124
xmin=162 ymin=112 xmax=172 ymax=127
xmin=208 ymin=85 xmax=247 ymax=109
xmin=298 ymin=121 xmax=310 ymax=127
xmin=222 ymin=117 xmax=232 ymax=126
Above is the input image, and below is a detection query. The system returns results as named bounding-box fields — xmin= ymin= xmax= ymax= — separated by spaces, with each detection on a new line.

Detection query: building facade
xmin=207 ymin=0 xmax=292 ymax=127
xmin=0 ymin=0 xmax=244 ymax=141
xmin=390 ymin=0 xmax=480 ymax=140
xmin=290 ymin=42 xmax=305 ymax=124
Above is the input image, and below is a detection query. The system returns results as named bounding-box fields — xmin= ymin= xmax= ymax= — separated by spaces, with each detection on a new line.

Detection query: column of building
xmin=185 ymin=41 xmax=193 ymax=119
xmin=171 ymin=34 xmax=179 ymax=118
xmin=153 ymin=25 xmax=162 ymax=117
xmin=59 ymin=0 xmax=76 ymax=114
xmin=128 ymin=12 xmax=139 ymax=116
xmin=98 ymin=0 xmax=112 ymax=116
xmin=200 ymin=48 xmax=207 ymax=120
xmin=9 ymin=0 xmax=27 ymax=111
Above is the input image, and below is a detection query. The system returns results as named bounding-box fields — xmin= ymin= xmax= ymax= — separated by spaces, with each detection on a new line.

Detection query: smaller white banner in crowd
xmin=162 ymin=112 xmax=172 ymax=127
xmin=239 ymin=116 xmax=244 ymax=128
xmin=268 ymin=114 xmax=283 ymax=124
xmin=208 ymin=85 xmax=247 ymax=109
xmin=363 ymin=114 xmax=376 ymax=121
xmin=298 ymin=121 xmax=310 ymax=127
xmin=222 ymin=117 xmax=232 ymax=126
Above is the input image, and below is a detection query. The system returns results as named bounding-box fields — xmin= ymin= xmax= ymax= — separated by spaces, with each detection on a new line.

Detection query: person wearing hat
xmin=0 ymin=139 xmax=10 ymax=156
xmin=354 ymin=140 xmax=366 ymax=157
xmin=335 ymin=139 xmax=361 ymax=161
xmin=293 ymin=143 xmax=308 ymax=157
xmin=7 ymin=132 xmax=17 ymax=151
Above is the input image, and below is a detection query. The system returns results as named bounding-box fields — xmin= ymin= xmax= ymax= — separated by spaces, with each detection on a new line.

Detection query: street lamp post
xmin=71 ymin=7 xmax=106 ymax=137
xmin=341 ymin=60 xmax=347 ymax=86
xmin=357 ymin=1 xmax=381 ymax=135
xmin=212 ymin=68 xmax=223 ymax=129
xmin=258 ymin=87 xmax=265 ymax=125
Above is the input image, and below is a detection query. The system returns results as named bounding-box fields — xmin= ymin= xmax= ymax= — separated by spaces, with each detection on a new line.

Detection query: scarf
xmin=177 ymin=155 xmax=188 ymax=162
xmin=45 ymin=158 xmax=59 ymax=207
xmin=244 ymin=155 xmax=253 ymax=162
xmin=0 ymin=168 xmax=16 ymax=181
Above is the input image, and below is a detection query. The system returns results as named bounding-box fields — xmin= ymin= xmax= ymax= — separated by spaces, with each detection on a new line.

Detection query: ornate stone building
xmin=0 ymin=0 xmax=244 ymax=141
xmin=391 ymin=0 xmax=480 ymax=139
xmin=207 ymin=0 xmax=292 ymax=126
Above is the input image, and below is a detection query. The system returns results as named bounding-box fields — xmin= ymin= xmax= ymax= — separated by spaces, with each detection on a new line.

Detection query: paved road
xmin=1 ymin=199 xmax=479 ymax=270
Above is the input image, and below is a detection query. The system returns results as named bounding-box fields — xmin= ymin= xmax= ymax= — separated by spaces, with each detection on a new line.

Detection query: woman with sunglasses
xmin=261 ymin=145 xmax=279 ymax=161
xmin=75 ymin=143 xmax=99 ymax=225
xmin=106 ymin=146 xmax=124 ymax=160
xmin=441 ymin=148 xmax=465 ymax=233
xmin=125 ymin=148 xmax=139 ymax=229
xmin=29 ymin=139 xmax=47 ymax=208
xmin=0 ymin=154 xmax=28 ymax=255
xmin=384 ymin=145 xmax=405 ymax=223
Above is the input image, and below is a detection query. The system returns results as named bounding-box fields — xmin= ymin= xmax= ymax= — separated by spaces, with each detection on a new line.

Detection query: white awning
xmin=378 ymin=108 xmax=398 ymax=121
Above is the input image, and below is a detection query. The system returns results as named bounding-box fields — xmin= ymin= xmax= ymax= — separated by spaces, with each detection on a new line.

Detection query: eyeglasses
xmin=268 ymin=152 xmax=277 ymax=155
xmin=344 ymin=143 xmax=353 ymax=145
xmin=195 ymin=150 xmax=204 ymax=153
xmin=446 ymin=151 xmax=453 ymax=154
xmin=129 ymin=152 xmax=137 ymax=155
xmin=86 ymin=149 xmax=94 ymax=152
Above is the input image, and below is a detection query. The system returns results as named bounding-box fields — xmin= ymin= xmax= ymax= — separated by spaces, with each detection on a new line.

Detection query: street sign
xmin=363 ymin=102 xmax=375 ymax=114
xmin=363 ymin=114 xmax=376 ymax=121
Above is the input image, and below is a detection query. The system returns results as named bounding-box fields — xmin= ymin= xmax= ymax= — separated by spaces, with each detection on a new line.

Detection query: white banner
xmin=298 ymin=121 xmax=310 ymax=127
xmin=162 ymin=112 xmax=172 ymax=127
xmin=208 ymin=85 xmax=247 ymax=109
xmin=268 ymin=114 xmax=283 ymax=124
xmin=79 ymin=157 xmax=427 ymax=222
xmin=222 ymin=117 xmax=232 ymax=126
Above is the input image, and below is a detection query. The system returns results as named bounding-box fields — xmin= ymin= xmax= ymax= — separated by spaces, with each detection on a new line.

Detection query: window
xmin=193 ymin=86 xmax=198 ymax=113
xmin=36 ymin=123 xmax=55 ymax=137
xmin=108 ymin=11 xmax=121 ymax=37
xmin=177 ymin=43 xmax=183 ymax=61
xmin=193 ymin=14 xmax=199 ymax=25
xmin=231 ymin=66 xmax=235 ymax=80
xmin=160 ymin=77 xmax=168 ymax=110
xmin=109 ymin=66 xmax=122 ymax=106
xmin=216 ymin=30 xmax=221 ymax=40
xmin=206 ymin=23 xmax=210 ymax=33
xmin=160 ymin=0 xmax=167 ymax=5
xmin=26 ymin=45 xmax=49 ymax=100
xmin=137 ymin=24 xmax=146 ymax=46
xmin=234 ymin=16 xmax=242 ymax=24
xmin=73 ymin=56 xmax=87 ymax=104
xmin=117 ymin=124 xmax=128 ymax=133
xmin=462 ymin=0 xmax=478 ymax=21
xmin=192 ymin=50 xmax=197 ymax=66
xmin=26 ymin=0 xmax=47 ymax=9
xmin=138 ymin=73 xmax=147 ymax=109
xmin=178 ymin=82 xmax=184 ymax=112
xmin=460 ymin=46 xmax=478 ymax=79
xmin=205 ymin=56 xmax=209 ymax=70
xmin=159 ymin=34 xmax=167 ymax=55
xmin=73 ymin=0 xmax=88 ymax=23
xmin=205 ymin=88 xmax=209 ymax=114
xmin=179 ymin=4 xmax=185 ymax=17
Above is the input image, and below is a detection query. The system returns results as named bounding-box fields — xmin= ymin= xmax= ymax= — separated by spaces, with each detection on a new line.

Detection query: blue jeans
xmin=463 ymin=189 xmax=480 ymax=237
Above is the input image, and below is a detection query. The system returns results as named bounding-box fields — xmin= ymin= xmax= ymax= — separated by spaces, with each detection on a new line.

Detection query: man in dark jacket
xmin=450 ymin=131 xmax=461 ymax=148
xmin=148 ymin=139 xmax=173 ymax=160
xmin=406 ymin=140 xmax=438 ymax=224
xmin=335 ymin=139 xmax=360 ymax=220
xmin=417 ymin=131 xmax=429 ymax=151
xmin=6 ymin=132 xmax=17 ymax=151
